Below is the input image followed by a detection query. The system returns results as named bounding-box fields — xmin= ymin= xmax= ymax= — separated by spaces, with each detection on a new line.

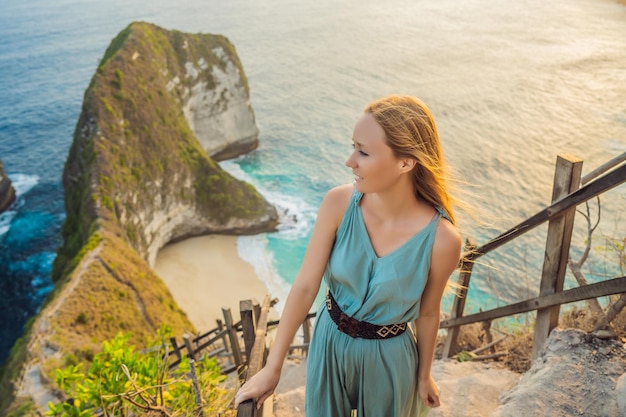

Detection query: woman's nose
xmin=345 ymin=152 xmax=356 ymax=168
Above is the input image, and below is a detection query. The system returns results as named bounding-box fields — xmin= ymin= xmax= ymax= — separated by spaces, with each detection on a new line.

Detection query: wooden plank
xmin=302 ymin=316 xmax=312 ymax=345
xmin=440 ymin=276 xmax=626 ymax=328
xmin=237 ymin=295 xmax=272 ymax=417
xmin=170 ymin=337 xmax=182 ymax=362
xmin=442 ymin=238 xmax=477 ymax=358
xmin=237 ymin=400 xmax=256 ymax=417
xmin=268 ymin=312 xmax=317 ymax=328
xmin=221 ymin=364 xmax=238 ymax=375
xmin=183 ymin=334 xmax=197 ymax=361
xmin=193 ymin=329 xmax=229 ymax=353
xmin=192 ymin=326 xmax=220 ymax=346
xmin=469 ymin=162 xmax=626 ymax=261
xmin=223 ymin=307 xmax=243 ymax=369
xmin=581 ymin=151 xmax=626 ymax=185
xmin=207 ymin=347 xmax=226 ymax=358
xmin=246 ymin=295 xmax=271 ymax=384
xmin=533 ymin=155 xmax=582 ymax=358
xmin=183 ymin=335 xmax=204 ymax=416
xmin=240 ymin=299 xmax=259 ymax=363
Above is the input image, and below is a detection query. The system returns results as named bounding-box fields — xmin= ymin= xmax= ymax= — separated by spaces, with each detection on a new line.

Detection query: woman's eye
xmin=351 ymin=143 xmax=368 ymax=156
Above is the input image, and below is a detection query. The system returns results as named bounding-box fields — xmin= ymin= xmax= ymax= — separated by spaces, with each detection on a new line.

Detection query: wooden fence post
xmin=302 ymin=316 xmax=312 ymax=345
xmin=183 ymin=335 xmax=204 ymax=417
xmin=240 ymin=299 xmax=259 ymax=362
xmin=223 ymin=307 xmax=243 ymax=369
xmin=170 ymin=337 xmax=182 ymax=364
xmin=237 ymin=295 xmax=272 ymax=417
xmin=533 ymin=154 xmax=583 ymax=359
xmin=442 ymin=237 xmax=477 ymax=357
xmin=216 ymin=318 xmax=230 ymax=355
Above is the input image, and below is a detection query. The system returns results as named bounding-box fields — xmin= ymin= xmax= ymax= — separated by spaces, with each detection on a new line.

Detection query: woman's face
xmin=345 ymin=113 xmax=406 ymax=194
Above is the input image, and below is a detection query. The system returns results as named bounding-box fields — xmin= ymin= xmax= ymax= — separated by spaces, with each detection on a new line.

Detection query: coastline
xmin=154 ymin=234 xmax=274 ymax=331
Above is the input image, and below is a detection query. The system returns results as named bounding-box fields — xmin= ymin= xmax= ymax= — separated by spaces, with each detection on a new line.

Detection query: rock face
xmin=493 ymin=328 xmax=626 ymax=417
xmin=183 ymin=47 xmax=259 ymax=161
xmin=55 ymin=22 xmax=278 ymax=270
xmin=0 ymin=160 xmax=16 ymax=213
xmin=0 ymin=22 xmax=278 ymax=415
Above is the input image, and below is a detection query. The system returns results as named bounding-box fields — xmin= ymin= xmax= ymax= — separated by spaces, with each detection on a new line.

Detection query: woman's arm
xmin=235 ymin=184 xmax=353 ymax=409
xmin=414 ymin=219 xmax=462 ymax=408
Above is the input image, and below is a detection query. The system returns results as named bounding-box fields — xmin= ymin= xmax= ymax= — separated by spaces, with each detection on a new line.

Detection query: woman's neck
xmin=362 ymin=180 xmax=422 ymax=221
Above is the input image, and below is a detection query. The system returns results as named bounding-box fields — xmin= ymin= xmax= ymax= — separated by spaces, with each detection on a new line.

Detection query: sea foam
xmin=219 ymin=159 xmax=318 ymax=313
xmin=0 ymin=173 xmax=39 ymax=237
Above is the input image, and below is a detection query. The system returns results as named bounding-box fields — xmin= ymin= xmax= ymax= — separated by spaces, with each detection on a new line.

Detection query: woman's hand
xmin=418 ymin=374 xmax=440 ymax=408
xmin=235 ymin=366 xmax=281 ymax=410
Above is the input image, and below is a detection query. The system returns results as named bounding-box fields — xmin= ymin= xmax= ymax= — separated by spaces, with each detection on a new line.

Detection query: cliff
xmin=0 ymin=160 xmax=16 ymax=213
xmin=0 ymin=22 xmax=278 ymax=415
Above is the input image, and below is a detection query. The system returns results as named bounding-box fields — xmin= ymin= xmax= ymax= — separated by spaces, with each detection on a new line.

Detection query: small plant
xmin=113 ymin=69 xmax=124 ymax=89
xmin=47 ymin=326 xmax=235 ymax=417
xmin=75 ymin=313 xmax=87 ymax=325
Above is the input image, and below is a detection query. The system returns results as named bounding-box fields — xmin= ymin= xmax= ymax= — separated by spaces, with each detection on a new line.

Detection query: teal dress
xmin=305 ymin=190 xmax=446 ymax=417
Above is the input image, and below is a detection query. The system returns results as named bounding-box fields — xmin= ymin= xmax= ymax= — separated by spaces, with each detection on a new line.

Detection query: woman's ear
xmin=400 ymin=158 xmax=415 ymax=172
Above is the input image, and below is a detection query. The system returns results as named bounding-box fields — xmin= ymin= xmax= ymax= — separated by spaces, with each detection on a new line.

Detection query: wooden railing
xmin=442 ymin=152 xmax=626 ymax=358
xmin=164 ymin=296 xmax=277 ymax=416
xmin=166 ymin=311 xmax=241 ymax=374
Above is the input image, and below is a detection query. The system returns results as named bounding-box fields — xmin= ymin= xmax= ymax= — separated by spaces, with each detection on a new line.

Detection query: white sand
xmin=154 ymin=234 xmax=273 ymax=331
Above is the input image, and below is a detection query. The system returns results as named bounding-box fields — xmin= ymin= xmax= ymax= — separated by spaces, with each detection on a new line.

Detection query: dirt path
xmin=271 ymin=358 xmax=519 ymax=417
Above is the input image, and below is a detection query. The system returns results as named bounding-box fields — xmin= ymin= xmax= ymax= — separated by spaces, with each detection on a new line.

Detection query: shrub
xmin=47 ymin=327 xmax=235 ymax=416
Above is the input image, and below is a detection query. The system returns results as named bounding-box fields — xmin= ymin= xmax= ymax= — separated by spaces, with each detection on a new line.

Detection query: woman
xmin=235 ymin=95 xmax=462 ymax=416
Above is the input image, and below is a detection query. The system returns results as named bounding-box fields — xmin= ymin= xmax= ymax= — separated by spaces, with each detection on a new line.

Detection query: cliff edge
xmin=0 ymin=22 xmax=278 ymax=416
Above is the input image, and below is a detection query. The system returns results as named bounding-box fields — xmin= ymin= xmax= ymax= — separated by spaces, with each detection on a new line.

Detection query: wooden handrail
xmin=581 ymin=151 xmax=626 ymax=185
xmin=442 ymin=153 xmax=626 ymax=359
xmin=440 ymin=276 xmax=626 ymax=328
xmin=468 ymin=162 xmax=626 ymax=261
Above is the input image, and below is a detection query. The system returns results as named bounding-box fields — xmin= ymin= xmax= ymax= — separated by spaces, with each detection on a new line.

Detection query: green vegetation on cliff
xmin=0 ymin=22 xmax=277 ymax=415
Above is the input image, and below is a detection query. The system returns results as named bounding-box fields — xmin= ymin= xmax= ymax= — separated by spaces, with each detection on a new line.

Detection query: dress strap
xmin=435 ymin=206 xmax=453 ymax=223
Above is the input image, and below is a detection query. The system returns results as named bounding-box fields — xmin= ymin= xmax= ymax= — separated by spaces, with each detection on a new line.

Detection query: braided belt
xmin=325 ymin=292 xmax=407 ymax=339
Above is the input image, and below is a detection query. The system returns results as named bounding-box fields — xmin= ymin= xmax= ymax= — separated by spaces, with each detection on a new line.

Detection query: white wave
xmin=237 ymin=234 xmax=291 ymax=314
xmin=0 ymin=210 xmax=16 ymax=236
xmin=219 ymin=160 xmax=317 ymax=240
xmin=0 ymin=173 xmax=39 ymax=237
xmin=9 ymin=173 xmax=39 ymax=197
xmin=265 ymin=190 xmax=316 ymax=240
xmin=220 ymin=160 xmax=320 ymax=315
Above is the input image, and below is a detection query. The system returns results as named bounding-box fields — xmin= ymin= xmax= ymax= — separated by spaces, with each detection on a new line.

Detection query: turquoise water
xmin=1 ymin=0 xmax=625 ymax=363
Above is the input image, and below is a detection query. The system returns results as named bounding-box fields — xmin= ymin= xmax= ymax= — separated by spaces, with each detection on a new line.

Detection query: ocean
xmin=1 ymin=0 xmax=625 ymax=364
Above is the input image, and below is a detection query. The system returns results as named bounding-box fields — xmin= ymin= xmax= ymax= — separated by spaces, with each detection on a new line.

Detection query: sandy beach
xmin=154 ymin=235 xmax=274 ymax=332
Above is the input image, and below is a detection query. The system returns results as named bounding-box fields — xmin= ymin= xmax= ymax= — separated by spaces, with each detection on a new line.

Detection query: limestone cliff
xmin=0 ymin=22 xmax=278 ymax=415
xmin=0 ymin=160 xmax=16 ymax=213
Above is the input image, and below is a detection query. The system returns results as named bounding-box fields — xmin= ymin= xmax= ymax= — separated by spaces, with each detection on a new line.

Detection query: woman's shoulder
xmin=323 ymin=184 xmax=355 ymax=211
xmin=325 ymin=183 xmax=355 ymax=202
xmin=318 ymin=183 xmax=355 ymax=227
xmin=432 ymin=217 xmax=463 ymax=267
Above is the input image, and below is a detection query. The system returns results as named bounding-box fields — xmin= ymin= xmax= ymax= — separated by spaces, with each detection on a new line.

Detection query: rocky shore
xmin=0 ymin=160 xmax=16 ymax=213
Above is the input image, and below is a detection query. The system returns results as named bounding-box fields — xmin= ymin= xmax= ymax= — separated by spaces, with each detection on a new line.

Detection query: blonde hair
xmin=365 ymin=95 xmax=457 ymax=225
